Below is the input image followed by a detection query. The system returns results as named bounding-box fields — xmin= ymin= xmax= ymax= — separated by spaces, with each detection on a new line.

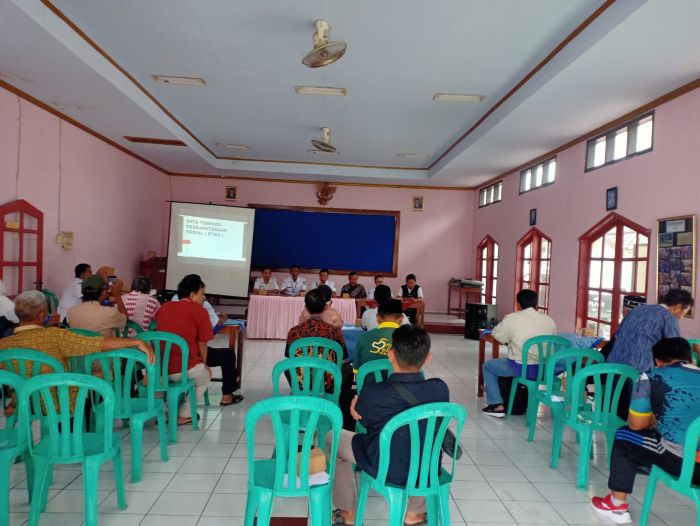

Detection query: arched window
xmin=476 ymin=236 xmax=499 ymax=304
xmin=515 ymin=228 xmax=552 ymax=313
xmin=576 ymin=213 xmax=650 ymax=338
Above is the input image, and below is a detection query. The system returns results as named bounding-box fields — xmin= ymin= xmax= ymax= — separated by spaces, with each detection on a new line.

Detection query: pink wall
xmin=0 ymin=86 xmax=169 ymax=296
xmin=169 ymin=177 xmax=475 ymax=312
xmin=472 ymin=87 xmax=700 ymax=335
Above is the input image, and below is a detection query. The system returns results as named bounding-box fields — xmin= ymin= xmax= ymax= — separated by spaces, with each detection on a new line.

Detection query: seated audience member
xmin=327 ymin=325 xmax=448 ymax=526
xmin=298 ymin=284 xmax=343 ymax=327
xmin=281 ymin=264 xmax=306 ymax=296
xmin=481 ymin=289 xmax=556 ymax=417
xmin=361 ymin=285 xmax=409 ymax=331
xmin=398 ymin=274 xmax=423 ymax=325
xmin=591 ymin=337 xmax=700 ymax=524
xmin=367 ymin=274 xmax=385 ymax=300
xmin=252 ymin=267 xmax=280 ymax=294
xmin=608 ymin=289 xmax=693 ymax=373
xmin=67 ymin=275 xmax=127 ymax=336
xmin=0 ymin=279 xmax=18 ymax=324
xmin=57 ymin=262 xmax=91 ymax=321
xmin=123 ymin=276 xmax=160 ymax=331
xmin=286 ymin=288 xmax=347 ymax=360
xmin=0 ymin=290 xmax=155 ymax=373
xmin=171 ymin=292 xmax=227 ymax=330
xmin=599 ymin=295 xmax=647 ymax=360
xmin=312 ymin=268 xmax=337 ymax=296
xmin=353 ymin=299 xmax=405 ymax=371
xmin=156 ymin=274 xmax=242 ymax=423
xmin=340 ymin=271 xmax=367 ymax=299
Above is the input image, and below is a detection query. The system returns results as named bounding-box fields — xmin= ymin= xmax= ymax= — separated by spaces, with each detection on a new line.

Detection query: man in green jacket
xmin=353 ymin=299 xmax=404 ymax=371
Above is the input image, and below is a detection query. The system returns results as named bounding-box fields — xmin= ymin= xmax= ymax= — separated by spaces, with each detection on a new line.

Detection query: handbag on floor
xmin=497 ymin=376 xmax=528 ymax=415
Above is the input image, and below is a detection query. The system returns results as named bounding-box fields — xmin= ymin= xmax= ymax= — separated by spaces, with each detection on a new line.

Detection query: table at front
xmin=355 ymin=299 xmax=425 ymax=327
xmin=247 ymin=295 xmax=357 ymax=339
xmin=447 ymin=285 xmax=482 ymax=319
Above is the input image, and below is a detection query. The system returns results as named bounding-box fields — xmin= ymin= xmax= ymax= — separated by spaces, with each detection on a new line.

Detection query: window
xmin=477 ymin=236 xmax=499 ymax=304
xmin=520 ymin=157 xmax=556 ymax=193
xmin=576 ymin=213 xmax=650 ymax=338
xmin=515 ymin=228 xmax=552 ymax=313
xmin=585 ymin=112 xmax=654 ymax=170
xmin=479 ymin=181 xmax=502 ymax=207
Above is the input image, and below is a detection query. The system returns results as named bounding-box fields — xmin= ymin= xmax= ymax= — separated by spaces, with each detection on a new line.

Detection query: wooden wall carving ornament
xmin=316 ymin=182 xmax=337 ymax=205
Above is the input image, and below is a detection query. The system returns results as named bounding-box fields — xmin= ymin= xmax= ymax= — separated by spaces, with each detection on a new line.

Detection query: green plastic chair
xmin=148 ymin=320 xmax=157 ymax=332
xmin=243 ymin=396 xmax=343 ymax=526
xmin=639 ymin=415 xmax=700 ymax=526
xmin=65 ymin=328 xmax=102 ymax=374
xmin=135 ymin=331 xmax=198 ymax=443
xmin=18 ymin=373 xmax=126 ymax=526
xmin=355 ymin=360 xmax=393 ymax=435
xmin=0 ymin=370 xmax=31 ymax=526
xmin=68 ymin=328 xmax=101 ymax=337
xmin=288 ymin=337 xmax=344 ymax=368
xmin=41 ymin=289 xmax=58 ymax=315
xmin=686 ymin=338 xmax=700 ymax=367
xmin=84 ymin=348 xmax=168 ymax=482
xmin=506 ymin=335 xmax=570 ymax=439
xmin=551 ymin=362 xmax=639 ymax=488
xmin=355 ymin=402 xmax=467 ymax=526
xmin=113 ymin=320 xmax=145 ymax=338
xmin=530 ymin=348 xmax=604 ymax=442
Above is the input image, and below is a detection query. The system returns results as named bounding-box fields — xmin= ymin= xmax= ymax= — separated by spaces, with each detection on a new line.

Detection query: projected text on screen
xmin=178 ymin=215 xmax=247 ymax=261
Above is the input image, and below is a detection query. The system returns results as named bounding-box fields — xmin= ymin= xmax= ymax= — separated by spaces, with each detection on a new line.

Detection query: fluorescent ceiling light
xmin=307 ymin=149 xmax=339 ymax=155
xmin=397 ymin=153 xmax=429 ymax=159
xmin=432 ymin=93 xmax=484 ymax=102
xmin=152 ymin=75 xmax=206 ymax=86
xmin=217 ymin=143 xmax=249 ymax=150
xmin=295 ymin=85 xmax=346 ymax=96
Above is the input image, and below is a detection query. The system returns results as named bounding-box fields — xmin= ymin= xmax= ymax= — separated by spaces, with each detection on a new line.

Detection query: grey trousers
xmin=327 ymin=429 xmax=426 ymax=514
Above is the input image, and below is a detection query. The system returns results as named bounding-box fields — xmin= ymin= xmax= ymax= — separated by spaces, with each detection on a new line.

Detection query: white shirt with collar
xmin=361 ymin=308 xmax=411 ymax=331
xmin=492 ymin=307 xmax=557 ymax=364
xmin=281 ymin=276 xmax=307 ymax=296
xmin=171 ymin=294 xmax=219 ymax=327
xmin=397 ymin=286 xmax=424 ymax=299
xmin=312 ymin=280 xmax=336 ymax=293
xmin=253 ymin=277 xmax=280 ymax=291
xmin=57 ymin=277 xmax=83 ymax=319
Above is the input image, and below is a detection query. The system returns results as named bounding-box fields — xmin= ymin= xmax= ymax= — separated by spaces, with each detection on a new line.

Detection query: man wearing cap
xmin=599 ymin=295 xmax=647 ymax=360
xmin=353 ymin=299 xmax=405 ymax=371
xmin=67 ymin=275 xmax=127 ymax=336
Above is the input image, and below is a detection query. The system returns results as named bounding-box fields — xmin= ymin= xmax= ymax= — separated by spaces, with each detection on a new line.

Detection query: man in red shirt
xmin=156 ymin=274 xmax=241 ymax=425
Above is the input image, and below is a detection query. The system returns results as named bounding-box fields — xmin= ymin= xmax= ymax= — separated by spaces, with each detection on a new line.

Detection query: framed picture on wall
xmin=529 ymin=208 xmax=537 ymax=226
xmin=606 ymin=187 xmax=618 ymax=211
xmin=657 ymin=214 xmax=695 ymax=318
xmin=225 ymin=186 xmax=237 ymax=201
xmin=412 ymin=196 xmax=424 ymax=211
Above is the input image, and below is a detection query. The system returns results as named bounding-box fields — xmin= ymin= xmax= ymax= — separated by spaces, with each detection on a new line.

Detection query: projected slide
xmin=177 ymin=215 xmax=247 ymax=261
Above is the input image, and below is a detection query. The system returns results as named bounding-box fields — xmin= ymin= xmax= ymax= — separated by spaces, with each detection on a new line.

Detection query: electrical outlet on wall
xmin=56 ymin=231 xmax=74 ymax=250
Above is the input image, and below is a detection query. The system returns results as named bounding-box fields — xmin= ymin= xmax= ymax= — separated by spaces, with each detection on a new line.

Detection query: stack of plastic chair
xmin=354 ymin=402 xmax=467 ymax=526
xmin=84 ymin=348 xmax=168 ymax=482
xmin=243 ymin=396 xmax=342 ymax=526
xmin=18 ymin=373 xmax=126 ymax=526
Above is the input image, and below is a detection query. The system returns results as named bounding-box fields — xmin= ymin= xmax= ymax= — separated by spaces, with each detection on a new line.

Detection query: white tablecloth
xmin=247 ymin=296 xmax=357 ymax=339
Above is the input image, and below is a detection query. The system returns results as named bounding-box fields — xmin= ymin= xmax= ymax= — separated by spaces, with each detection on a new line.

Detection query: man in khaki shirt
xmin=481 ymin=289 xmax=556 ymax=417
xmin=67 ymin=275 xmax=127 ymax=336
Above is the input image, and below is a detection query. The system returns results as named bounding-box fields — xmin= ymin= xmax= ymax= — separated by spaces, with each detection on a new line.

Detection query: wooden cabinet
xmin=139 ymin=257 xmax=167 ymax=291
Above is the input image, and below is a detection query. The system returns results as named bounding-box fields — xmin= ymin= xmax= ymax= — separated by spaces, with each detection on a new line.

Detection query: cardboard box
xmin=298 ymin=447 xmax=326 ymax=476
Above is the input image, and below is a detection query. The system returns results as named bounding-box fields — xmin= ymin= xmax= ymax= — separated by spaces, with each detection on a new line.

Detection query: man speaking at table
xmin=281 ymin=264 xmax=306 ymax=296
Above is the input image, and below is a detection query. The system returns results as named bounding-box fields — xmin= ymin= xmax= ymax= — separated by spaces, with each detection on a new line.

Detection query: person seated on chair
xmin=156 ymin=274 xmax=243 ymax=425
xmin=123 ymin=276 xmax=161 ymax=331
xmin=0 ymin=279 xmax=19 ymax=328
xmin=599 ymin=295 xmax=647 ymax=360
xmin=252 ymin=267 xmax=280 ymax=294
xmin=591 ymin=337 xmax=700 ymax=524
xmin=340 ymin=271 xmax=367 ymax=299
xmin=367 ymin=274 xmax=385 ymax=300
xmin=0 ymin=290 xmax=155 ymax=386
xmin=298 ymin=284 xmax=343 ymax=327
xmin=398 ymin=274 xmax=423 ymax=325
xmin=481 ymin=288 xmax=556 ymax=418
xmin=312 ymin=268 xmax=337 ymax=296
xmin=57 ymin=263 xmax=91 ymax=322
xmin=66 ymin=275 xmax=127 ymax=337
xmin=327 ymin=325 xmax=448 ymax=526
xmin=353 ymin=299 xmax=406 ymax=372
xmin=280 ymin=265 xmax=306 ymax=296
xmin=361 ymin=285 xmax=410 ymax=331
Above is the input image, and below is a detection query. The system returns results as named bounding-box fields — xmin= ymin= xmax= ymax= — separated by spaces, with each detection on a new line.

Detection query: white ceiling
xmin=1 ymin=0 xmax=698 ymax=187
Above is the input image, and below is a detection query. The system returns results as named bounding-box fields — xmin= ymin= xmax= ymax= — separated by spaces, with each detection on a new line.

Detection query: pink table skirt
xmin=247 ymin=296 xmax=358 ymax=339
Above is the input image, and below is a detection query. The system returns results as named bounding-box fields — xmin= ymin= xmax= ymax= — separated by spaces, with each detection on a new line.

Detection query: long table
xmin=247 ymin=295 xmax=358 ymax=339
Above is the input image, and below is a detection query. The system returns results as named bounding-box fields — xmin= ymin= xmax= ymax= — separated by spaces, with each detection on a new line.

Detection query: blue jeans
xmin=483 ymin=358 xmax=518 ymax=405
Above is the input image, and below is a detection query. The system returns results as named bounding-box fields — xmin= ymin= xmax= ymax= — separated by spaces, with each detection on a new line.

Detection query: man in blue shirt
xmin=591 ymin=338 xmax=700 ymax=524
xmin=327 ymin=325 xmax=448 ymax=525
xmin=608 ymin=289 xmax=693 ymax=373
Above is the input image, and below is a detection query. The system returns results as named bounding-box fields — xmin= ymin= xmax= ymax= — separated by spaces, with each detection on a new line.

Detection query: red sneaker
xmin=591 ymin=494 xmax=632 ymax=524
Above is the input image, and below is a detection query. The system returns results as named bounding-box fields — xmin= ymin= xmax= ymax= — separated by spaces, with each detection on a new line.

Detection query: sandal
xmin=404 ymin=513 xmax=428 ymax=526
xmin=333 ymin=508 xmax=353 ymax=525
xmin=220 ymin=394 xmax=245 ymax=406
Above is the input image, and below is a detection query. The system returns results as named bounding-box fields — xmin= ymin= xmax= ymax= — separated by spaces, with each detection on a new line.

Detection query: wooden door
xmin=0 ymin=199 xmax=44 ymax=297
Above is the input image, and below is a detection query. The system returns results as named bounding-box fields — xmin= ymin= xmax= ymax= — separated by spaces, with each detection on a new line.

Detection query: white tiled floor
xmin=7 ymin=335 xmax=698 ymax=525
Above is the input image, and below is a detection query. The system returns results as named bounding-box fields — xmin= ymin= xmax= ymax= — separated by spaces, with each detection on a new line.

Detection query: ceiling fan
xmin=310 ymin=127 xmax=337 ymax=153
xmin=302 ymin=20 xmax=347 ymax=68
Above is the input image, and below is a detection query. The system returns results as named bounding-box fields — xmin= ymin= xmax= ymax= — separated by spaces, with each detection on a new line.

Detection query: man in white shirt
xmin=57 ymin=263 xmax=92 ymax=321
xmin=312 ymin=268 xmax=336 ymax=296
xmin=252 ymin=267 xmax=280 ymax=294
xmin=481 ymin=289 xmax=556 ymax=417
xmin=281 ymin=265 xmax=306 ymax=296
xmin=367 ymin=275 xmax=385 ymax=300
xmin=362 ymin=285 xmax=410 ymax=330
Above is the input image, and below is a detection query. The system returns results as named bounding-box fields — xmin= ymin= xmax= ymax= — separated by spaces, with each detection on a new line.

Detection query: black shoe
xmin=482 ymin=404 xmax=505 ymax=418
xmin=220 ymin=394 xmax=244 ymax=406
